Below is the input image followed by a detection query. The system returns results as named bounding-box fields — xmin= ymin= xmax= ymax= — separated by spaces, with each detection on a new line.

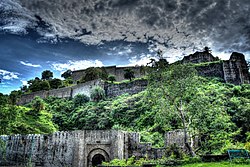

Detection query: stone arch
xmin=87 ymin=148 xmax=110 ymax=167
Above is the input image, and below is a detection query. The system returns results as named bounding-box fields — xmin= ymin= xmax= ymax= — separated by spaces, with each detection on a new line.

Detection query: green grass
xmin=181 ymin=162 xmax=250 ymax=167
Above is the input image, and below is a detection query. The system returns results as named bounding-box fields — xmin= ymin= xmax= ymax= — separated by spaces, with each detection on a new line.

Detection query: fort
xmin=17 ymin=51 xmax=250 ymax=105
xmin=0 ymin=130 xmax=185 ymax=167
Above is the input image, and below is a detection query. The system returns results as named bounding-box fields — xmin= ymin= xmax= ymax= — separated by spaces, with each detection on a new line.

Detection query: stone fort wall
xmin=17 ymin=79 xmax=147 ymax=105
xmin=71 ymin=66 xmax=146 ymax=83
xmin=17 ymin=52 xmax=249 ymax=105
xmin=0 ymin=130 xmax=184 ymax=167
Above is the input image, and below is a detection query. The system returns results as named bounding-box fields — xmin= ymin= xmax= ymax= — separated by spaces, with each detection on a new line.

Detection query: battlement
xmin=71 ymin=65 xmax=146 ymax=83
xmin=0 ymin=130 xmax=186 ymax=167
xmin=182 ymin=51 xmax=219 ymax=64
xmin=17 ymin=52 xmax=250 ymax=105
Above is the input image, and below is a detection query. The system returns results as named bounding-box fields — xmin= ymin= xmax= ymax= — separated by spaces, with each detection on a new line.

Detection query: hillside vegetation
xmin=0 ymin=63 xmax=250 ymax=156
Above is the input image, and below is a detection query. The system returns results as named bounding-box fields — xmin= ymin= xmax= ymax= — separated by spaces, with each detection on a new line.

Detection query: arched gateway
xmin=87 ymin=148 xmax=110 ymax=167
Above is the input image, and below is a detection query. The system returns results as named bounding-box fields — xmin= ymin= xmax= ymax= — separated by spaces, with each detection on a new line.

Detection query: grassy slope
xmin=181 ymin=162 xmax=249 ymax=167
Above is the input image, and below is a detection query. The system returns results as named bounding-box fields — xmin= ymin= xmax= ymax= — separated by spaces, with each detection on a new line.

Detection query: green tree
xmin=42 ymin=70 xmax=53 ymax=80
xmin=49 ymin=78 xmax=62 ymax=89
xmin=28 ymin=79 xmax=50 ymax=92
xmin=0 ymin=105 xmax=57 ymax=135
xmin=9 ymin=90 xmax=22 ymax=105
xmin=0 ymin=93 xmax=8 ymax=106
xmin=124 ymin=69 xmax=135 ymax=81
xmin=108 ymin=75 xmax=116 ymax=83
xmin=90 ymin=86 xmax=105 ymax=102
xmin=80 ymin=67 xmax=108 ymax=83
xmin=31 ymin=96 xmax=46 ymax=113
xmin=61 ymin=69 xmax=72 ymax=79
xmin=148 ymin=65 xmax=237 ymax=155
xmin=73 ymin=94 xmax=90 ymax=107
xmin=62 ymin=77 xmax=73 ymax=87
xmin=148 ymin=64 xmax=199 ymax=156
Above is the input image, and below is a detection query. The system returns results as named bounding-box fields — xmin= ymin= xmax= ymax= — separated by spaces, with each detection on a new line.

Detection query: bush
xmin=73 ymin=94 xmax=90 ymax=107
xmin=90 ymin=86 xmax=105 ymax=102
xmin=108 ymin=75 xmax=116 ymax=83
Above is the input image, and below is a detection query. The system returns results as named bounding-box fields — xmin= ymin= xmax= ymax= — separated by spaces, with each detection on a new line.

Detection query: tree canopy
xmin=42 ymin=70 xmax=53 ymax=80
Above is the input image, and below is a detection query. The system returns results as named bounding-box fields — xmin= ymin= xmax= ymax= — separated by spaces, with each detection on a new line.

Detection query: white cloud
xmin=127 ymin=54 xmax=156 ymax=66
xmin=52 ymin=60 xmax=104 ymax=72
xmin=0 ymin=69 xmax=19 ymax=80
xmin=21 ymin=80 xmax=28 ymax=86
xmin=20 ymin=61 xmax=41 ymax=68
xmin=2 ymin=0 xmax=250 ymax=59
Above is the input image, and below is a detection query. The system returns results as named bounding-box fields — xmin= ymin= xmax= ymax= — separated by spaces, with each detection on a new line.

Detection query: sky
xmin=0 ymin=0 xmax=250 ymax=94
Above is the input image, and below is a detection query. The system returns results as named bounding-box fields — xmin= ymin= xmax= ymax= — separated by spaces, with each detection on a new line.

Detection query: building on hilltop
xmin=182 ymin=51 xmax=219 ymax=64
xmin=182 ymin=51 xmax=250 ymax=85
xmin=71 ymin=65 xmax=146 ymax=83
xmin=17 ymin=52 xmax=250 ymax=105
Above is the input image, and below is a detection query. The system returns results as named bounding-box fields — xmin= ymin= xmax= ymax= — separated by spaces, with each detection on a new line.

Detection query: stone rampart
xmin=17 ymin=52 xmax=249 ymax=105
xmin=104 ymin=79 xmax=148 ymax=98
xmin=223 ymin=52 xmax=250 ymax=84
xmin=17 ymin=79 xmax=147 ymax=105
xmin=17 ymin=79 xmax=103 ymax=105
xmin=0 ymin=130 xmax=187 ymax=167
xmin=195 ymin=61 xmax=224 ymax=79
xmin=183 ymin=52 xmax=250 ymax=84
xmin=72 ymin=79 xmax=103 ymax=97
xmin=72 ymin=66 xmax=146 ymax=83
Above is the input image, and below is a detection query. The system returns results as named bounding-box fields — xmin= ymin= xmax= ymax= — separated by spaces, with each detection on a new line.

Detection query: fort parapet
xmin=0 ymin=130 xmax=185 ymax=167
xmin=17 ymin=52 xmax=250 ymax=105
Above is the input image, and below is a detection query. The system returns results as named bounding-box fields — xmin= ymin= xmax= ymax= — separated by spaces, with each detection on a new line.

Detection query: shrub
xmin=73 ymin=94 xmax=90 ymax=107
xmin=90 ymin=86 xmax=105 ymax=102
xmin=108 ymin=75 xmax=116 ymax=83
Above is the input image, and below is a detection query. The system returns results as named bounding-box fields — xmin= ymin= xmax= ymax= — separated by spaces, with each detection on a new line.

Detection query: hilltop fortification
xmin=17 ymin=51 xmax=250 ymax=105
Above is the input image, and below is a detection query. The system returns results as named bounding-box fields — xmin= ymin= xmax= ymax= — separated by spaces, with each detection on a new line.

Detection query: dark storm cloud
xmin=1 ymin=0 xmax=250 ymax=57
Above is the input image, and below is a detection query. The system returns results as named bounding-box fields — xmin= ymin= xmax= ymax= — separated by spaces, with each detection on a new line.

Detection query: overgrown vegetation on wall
xmin=0 ymin=63 xmax=250 ymax=156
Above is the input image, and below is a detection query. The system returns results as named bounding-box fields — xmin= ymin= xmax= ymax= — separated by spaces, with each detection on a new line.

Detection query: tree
xmin=31 ymin=96 xmax=46 ymax=113
xmin=73 ymin=94 xmax=90 ymax=107
xmin=147 ymin=64 xmax=237 ymax=155
xmin=108 ymin=75 xmax=116 ymax=83
xmin=124 ymin=69 xmax=135 ymax=81
xmin=20 ymin=85 xmax=28 ymax=93
xmin=28 ymin=79 xmax=50 ymax=92
xmin=9 ymin=90 xmax=22 ymax=105
xmin=90 ymin=86 xmax=105 ymax=102
xmin=61 ymin=69 xmax=72 ymax=79
xmin=147 ymin=64 xmax=198 ymax=156
xmin=203 ymin=46 xmax=211 ymax=53
xmin=42 ymin=70 xmax=53 ymax=80
xmin=80 ymin=67 xmax=108 ymax=83
xmin=49 ymin=78 xmax=62 ymax=89
xmin=0 ymin=93 xmax=8 ymax=106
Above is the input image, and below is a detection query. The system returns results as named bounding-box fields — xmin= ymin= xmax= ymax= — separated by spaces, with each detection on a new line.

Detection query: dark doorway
xmin=92 ymin=154 xmax=105 ymax=166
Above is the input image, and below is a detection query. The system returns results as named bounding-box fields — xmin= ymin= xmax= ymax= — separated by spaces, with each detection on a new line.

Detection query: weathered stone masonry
xmin=17 ymin=52 xmax=250 ymax=105
xmin=0 ymin=130 xmax=185 ymax=167
xmin=17 ymin=79 xmax=148 ymax=105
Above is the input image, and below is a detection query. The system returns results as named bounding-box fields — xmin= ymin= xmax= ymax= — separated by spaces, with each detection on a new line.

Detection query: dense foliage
xmin=0 ymin=64 xmax=249 ymax=156
xmin=20 ymin=70 xmax=73 ymax=93
xmin=0 ymin=100 xmax=57 ymax=135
